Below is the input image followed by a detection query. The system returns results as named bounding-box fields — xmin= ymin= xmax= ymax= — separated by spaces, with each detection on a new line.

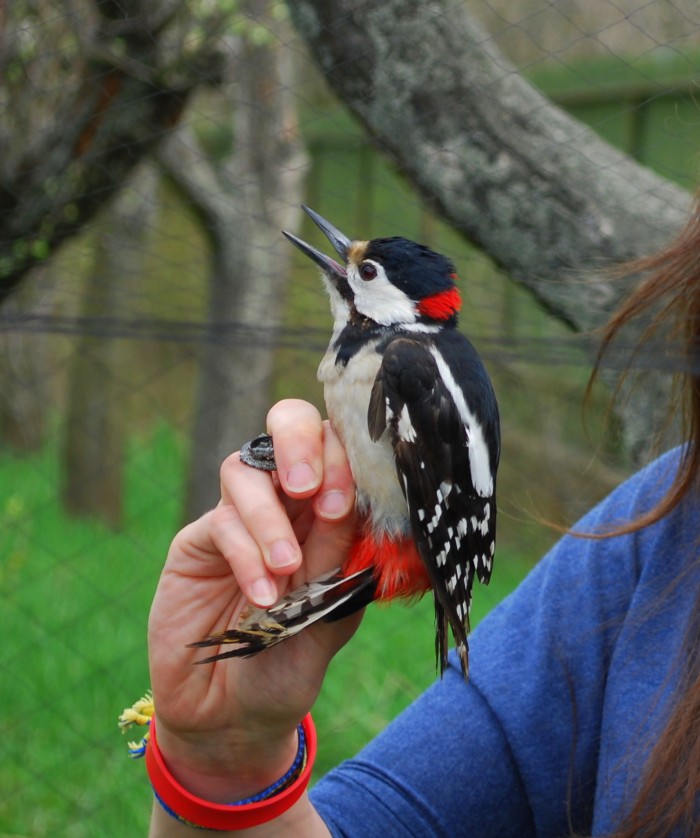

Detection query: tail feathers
xmin=434 ymin=597 xmax=469 ymax=680
xmin=190 ymin=566 xmax=376 ymax=664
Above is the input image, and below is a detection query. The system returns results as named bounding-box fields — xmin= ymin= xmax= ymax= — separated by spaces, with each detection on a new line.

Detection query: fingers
xmin=207 ymin=502 xmax=280 ymax=607
xmin=266 ymin=399 xmax=324 ymax=497
xmin=266 ymin=400 xmax=355 ymax=520
xmin=218 ymin=456 xmax=300 ymax=606
xmin=283 ymin=420 xmax=356 ymax=548
xmin=211 ymin=400 xmax=357 ymax=607
xmin=312 ymin=421 xmax=355 ymax=522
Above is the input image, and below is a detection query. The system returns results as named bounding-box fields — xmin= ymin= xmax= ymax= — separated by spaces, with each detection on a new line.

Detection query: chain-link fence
xmin=1 ymin=1 xmax=699 ymax=834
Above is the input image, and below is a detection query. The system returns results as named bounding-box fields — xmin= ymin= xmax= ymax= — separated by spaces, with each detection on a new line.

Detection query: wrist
xmin=146 ymin=714 xmax=317 ymax=832
xmin=155 ymin=722 xmax=301 ymax=804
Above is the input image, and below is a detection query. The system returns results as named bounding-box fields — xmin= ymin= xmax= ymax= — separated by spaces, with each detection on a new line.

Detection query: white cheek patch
xmin=348 ymin=261 xmax=417 ymax=325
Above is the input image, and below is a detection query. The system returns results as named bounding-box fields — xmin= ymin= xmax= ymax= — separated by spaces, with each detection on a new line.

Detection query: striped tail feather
xmin=190 ymin=566 xmax=376 ymax=663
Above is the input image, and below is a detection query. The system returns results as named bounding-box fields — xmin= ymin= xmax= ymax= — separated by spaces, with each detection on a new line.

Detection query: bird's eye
xmin=359 ymin=262 xmax=377 ymax=281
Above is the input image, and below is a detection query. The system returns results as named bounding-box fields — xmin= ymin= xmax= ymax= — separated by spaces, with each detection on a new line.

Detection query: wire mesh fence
xmin=1 ymin=1 xmax=699 ymax=833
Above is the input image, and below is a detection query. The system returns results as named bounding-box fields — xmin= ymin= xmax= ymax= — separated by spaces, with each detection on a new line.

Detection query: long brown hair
xmin=590 ymin=194 xmax=700 ymax=837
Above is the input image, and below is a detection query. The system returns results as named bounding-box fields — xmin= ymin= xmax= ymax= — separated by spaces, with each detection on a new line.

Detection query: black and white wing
xmin=368 ymin=331 xmax=500 ymax=678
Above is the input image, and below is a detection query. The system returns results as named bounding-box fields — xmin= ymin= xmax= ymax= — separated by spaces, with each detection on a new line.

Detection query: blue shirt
xmin=311 ymin=450 xmax=700 ymax=836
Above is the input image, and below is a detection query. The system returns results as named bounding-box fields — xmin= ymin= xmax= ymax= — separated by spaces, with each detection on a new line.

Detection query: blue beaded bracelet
xmin=231 ymin=722 xmax=306 ymax=805
xmin=151 ymin=720 xmax=309 ymax=830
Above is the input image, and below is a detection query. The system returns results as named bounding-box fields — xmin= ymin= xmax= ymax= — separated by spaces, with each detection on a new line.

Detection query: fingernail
xmin=269 ymin=539 xmax=298 ymax=569
xmin=318 ymin=490 xmax=350 ymax=519
xmin=250 ymin=577 xmax=276 ymax=607
xmin=286 ymin=462 xmax=317 ymax=493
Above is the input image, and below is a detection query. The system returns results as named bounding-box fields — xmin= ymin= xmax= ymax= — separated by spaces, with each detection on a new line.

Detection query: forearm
xmin=148 ymin=792 xmax=331 ymax=838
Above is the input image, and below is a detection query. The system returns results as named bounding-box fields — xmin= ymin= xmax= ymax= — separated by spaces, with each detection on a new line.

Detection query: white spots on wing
xmin=464 ymin=503 xmax=492 ymax=538
xmin=426 ymin=501 xmax=443 ymax=534
xmin=479 ymin=503 xmax=491 ymax=536
xmin=429 ymin=347 xmax=494 ymax=497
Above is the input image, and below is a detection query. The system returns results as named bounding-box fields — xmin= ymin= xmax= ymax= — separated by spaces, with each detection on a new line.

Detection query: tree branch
xmin=0 ymin=0 xmax=228 ymax=303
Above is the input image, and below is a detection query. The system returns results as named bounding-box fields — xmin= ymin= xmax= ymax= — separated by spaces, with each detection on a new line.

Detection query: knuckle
xmin=207 ymin=503 xmax=242 ymax=547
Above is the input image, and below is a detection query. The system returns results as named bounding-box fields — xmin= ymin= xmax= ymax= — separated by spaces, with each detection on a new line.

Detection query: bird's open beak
xmin=283 ymin=206 xmax=351 ymax=279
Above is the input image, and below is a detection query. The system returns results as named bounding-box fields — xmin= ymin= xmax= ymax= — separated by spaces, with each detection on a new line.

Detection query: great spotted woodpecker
xmin=191 ymin=207 xmax=500 ymax=679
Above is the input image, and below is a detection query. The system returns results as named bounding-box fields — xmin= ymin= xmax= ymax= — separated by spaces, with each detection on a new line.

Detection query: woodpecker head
xmin=283 ymin=206 xmax=462 ymax=329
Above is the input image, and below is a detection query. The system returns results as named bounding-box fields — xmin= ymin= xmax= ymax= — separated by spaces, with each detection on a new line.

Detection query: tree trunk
xmin=159 ymin=3 xmax=309 ymax=521
xmin=286 ymin=0 xmax=691 ymax=458
xmin=61 ymin=164 xmax=157 ymax=527
xmin=0 ymin=269 xmax=52 ymax=452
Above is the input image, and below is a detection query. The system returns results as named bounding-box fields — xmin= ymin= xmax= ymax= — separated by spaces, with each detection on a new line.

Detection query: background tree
xmin=0 ymin=0 xmax=228 ymax=301
xmin=61 ymin=164 xmax=158 ymax=527
xmin=1 ymin=0 xmax=692 ymax=460
xmin=159 ymin=0 xmax=308 ymax=520
xmin=287 ymin=0 xmax=692 ymax=457
xmin=1 ymin=1 xmax=306 ymax=522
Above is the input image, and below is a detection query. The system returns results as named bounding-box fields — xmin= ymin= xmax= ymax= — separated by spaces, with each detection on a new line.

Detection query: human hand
xmin=148 ymin=399 xmax=359 ymax=803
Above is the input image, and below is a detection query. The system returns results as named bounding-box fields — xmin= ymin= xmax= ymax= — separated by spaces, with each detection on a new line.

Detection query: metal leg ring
xmin=239 ymin=433 xmax=277 ymax=471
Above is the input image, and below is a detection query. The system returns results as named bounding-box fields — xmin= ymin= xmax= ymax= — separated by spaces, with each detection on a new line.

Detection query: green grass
xmin=0 ymin=427 xmax=531 ymax=835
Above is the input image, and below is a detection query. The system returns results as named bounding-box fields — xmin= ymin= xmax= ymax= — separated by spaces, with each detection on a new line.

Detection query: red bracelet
xmin=145 ymin=714 xmax=317 ymax=831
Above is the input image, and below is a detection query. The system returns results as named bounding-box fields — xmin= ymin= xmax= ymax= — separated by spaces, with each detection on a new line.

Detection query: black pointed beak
xmin=282 ymin=206 xmax=351 ymax=280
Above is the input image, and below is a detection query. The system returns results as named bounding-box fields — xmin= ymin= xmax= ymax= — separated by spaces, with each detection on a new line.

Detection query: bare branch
xmin=0 ymin=0 xmax=231 ymax=302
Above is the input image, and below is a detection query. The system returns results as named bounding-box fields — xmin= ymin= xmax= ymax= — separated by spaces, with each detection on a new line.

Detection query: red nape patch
xmin=417 ymin=286 xmax=462 ymax=320
xmin=343 ymin=530 xmax=431 ymax=601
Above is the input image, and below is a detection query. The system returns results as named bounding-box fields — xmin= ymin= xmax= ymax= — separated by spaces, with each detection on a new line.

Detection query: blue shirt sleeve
xmin=311 ymin=451 xmax=692 ymax=837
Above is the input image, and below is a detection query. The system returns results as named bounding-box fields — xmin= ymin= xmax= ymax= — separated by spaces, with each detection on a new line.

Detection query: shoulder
xmin=579 ymin=446 xmax=688 ymax=528
xmin=468 ymin=446 xmax=700 ymax=690
xmin=491 ymin=446 xmax=695 ymax=616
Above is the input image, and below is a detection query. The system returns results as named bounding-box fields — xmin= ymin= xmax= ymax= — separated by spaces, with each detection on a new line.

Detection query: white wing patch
xmin=429 ymin=347 xmax=494 ymax=497
xmin=397 ymin=404 xmax=417 ymax=442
